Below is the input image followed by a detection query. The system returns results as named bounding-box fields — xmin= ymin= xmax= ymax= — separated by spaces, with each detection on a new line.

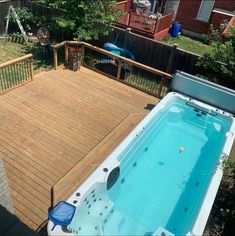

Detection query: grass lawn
xmin=161 ymin=35 xmax=212 ymax=56
xmin=0 ymin=38 xmax=53 ymax=73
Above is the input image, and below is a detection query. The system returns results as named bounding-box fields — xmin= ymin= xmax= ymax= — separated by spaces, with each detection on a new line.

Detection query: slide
xmin=104 ymin=43 xmax=135 ymax=61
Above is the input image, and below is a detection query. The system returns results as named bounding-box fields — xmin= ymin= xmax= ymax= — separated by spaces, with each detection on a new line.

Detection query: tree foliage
xmin=9 ymin=7 xmax=45 ymax=33
xmin=33 ymin=0 xmax=120 ymax=40
xmin=9 ymin=7 xmax=35 ymax=32
xmin=197 ymin=25 xmax=235 ymax=88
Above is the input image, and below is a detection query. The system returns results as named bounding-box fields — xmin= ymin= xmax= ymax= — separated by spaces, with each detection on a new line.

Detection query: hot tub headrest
xmin=170 ymin=71 xmax=235 ymax=114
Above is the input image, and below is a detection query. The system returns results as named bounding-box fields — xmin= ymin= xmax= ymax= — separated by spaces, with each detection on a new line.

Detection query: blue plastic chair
xmin=48 ymin=201 xmax=76 ymax=231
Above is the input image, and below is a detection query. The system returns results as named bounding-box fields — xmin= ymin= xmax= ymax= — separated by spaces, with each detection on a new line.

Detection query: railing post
xmin=166 ymin=44 xmax=178 ymax=73
xmin=117 ymin=61 xmax=122 ymax=80
xmin=29 ymin=56 xmax=34 ymax=81
xmin=53 ymin=47 xmax=58 ymax=70
xmin=157 ymin=76 xmax=166 ymax=98
xmin=157 ymin=44 xmax=177 ymax=98
xmin=81 ymin=44 xmax=85 ymax=66
xmin=65 ymin=43 xmax=68 ymax=64
xmin=124 ymin=28 xmax=131 ymax=51
xmin=154 ymin=18 xmax=160 ymax=35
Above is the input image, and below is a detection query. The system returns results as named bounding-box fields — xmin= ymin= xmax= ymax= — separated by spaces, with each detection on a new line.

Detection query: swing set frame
xmin=4 ymin=5 xmax=28 ymax=45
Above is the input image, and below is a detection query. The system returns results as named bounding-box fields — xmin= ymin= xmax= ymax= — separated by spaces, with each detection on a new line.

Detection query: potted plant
xmin=68 ymin=46 xmax=84 ymax=71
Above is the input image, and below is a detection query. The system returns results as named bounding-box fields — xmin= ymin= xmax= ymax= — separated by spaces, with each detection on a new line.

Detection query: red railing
xmin=116 ymin=1 xmax=173 ymax=39
xmin=154 ymin=13 xmax=174 ymax=34
xmin=117 ymin=11 xmax=130 ymax=26
xmin=129 ymin=13 xmax=157 ymax=33
xmin=116 ymin=0 xmax=131 ymax=11
xmin=222 ymin=16 xmax=235 ymax=37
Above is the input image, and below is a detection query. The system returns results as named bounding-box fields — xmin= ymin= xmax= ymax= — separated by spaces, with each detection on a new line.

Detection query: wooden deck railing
xmin=222 ymin=16 xmax=235 ymax=37
xmin=116 ymin=1 xmax=173 ymax=39
xmin=116 ymin=0 xmax=131 ymax=12
xmin=128 ymin=13 xmax=157 ymax=33
xmin=52 ymin=41 xmax=172 ymax=98
xmin=0 ymin=54 xmax=34 ymax=94
xmin=154 ymin=13 xmax=174 ymax=34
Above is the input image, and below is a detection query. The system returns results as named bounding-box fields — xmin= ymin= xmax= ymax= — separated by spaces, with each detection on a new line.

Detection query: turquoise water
xmin=69 ymin=97 xmax=232 ymax=236
xmin=106 ymin=98 xmax=231 ymax=235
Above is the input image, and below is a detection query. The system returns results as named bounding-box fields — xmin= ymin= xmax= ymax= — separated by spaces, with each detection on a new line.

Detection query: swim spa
xmin=48 ymin=74 xmax=235 ymax=236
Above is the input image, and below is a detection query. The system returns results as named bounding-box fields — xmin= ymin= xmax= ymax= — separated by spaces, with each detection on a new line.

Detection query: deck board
xmin=0 ymin=67 xmax=157 ymax=229
xmin=53 ymin=112 xmax=149 ymax=205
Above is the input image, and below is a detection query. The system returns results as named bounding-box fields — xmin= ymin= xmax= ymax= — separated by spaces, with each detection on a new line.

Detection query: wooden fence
xmin=91 ymin=26 xmax=201 ymax=76
xmin=116 ymin=0 xmax=131 ymax=11
xmin=20 ymin=0 xmax=73 ymax=41
xmin=0 ymin=54 xmax=34 ymax=94
xmin=0 ymin=0 xmax=72 ymax=40
xmin=1 ymin=1 xmax=201 ymax=85
xmin=52 ymin=41 xmax=172 ymax=98
xmin=0 ymin=0 xmax=21 ymax=35
xmin=222 ymin=15 xmax=235 ymax=37
xmin=20 ymin=0 xmax=64 ymax=16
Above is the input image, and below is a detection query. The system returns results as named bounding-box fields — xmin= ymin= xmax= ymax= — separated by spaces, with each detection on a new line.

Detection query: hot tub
xmin=48 ymin=90 xmax=235 ymax=236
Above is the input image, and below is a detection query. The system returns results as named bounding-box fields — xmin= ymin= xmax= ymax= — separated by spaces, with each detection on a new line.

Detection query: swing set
xmin=4 ymin=5 xmax=29 ymax=45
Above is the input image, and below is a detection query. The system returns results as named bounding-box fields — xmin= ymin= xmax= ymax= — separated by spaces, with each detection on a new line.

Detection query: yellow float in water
xmin=179 ymin=146 xmax=185 ymax=153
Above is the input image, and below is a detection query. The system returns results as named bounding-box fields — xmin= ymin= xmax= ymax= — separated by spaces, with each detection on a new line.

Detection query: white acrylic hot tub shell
xmin=48 ymin=92 xmax=235 ymax=236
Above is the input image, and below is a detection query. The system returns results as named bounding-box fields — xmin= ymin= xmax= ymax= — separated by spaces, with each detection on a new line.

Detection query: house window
xmin=197 ymin=0 xmax=215 ymax=21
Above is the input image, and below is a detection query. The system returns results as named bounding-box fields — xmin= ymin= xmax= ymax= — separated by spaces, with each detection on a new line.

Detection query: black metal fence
xmin=83 ymin=47 xmax=166 ymax=96
xmin=90 ymin=27 xmax=201 ymax=76
xmin=53 ymin=41 xmax=172 ymax=98
xmin=82 ymin=42 xmax=171 ymax=98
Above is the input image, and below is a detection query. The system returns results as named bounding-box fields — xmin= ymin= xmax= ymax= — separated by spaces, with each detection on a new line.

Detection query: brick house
xmin=164 ymin=0 xmax=235 ymax=36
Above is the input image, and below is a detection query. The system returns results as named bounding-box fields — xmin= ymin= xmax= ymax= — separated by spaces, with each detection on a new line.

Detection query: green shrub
xmin=197 ymin=25 xmax=235 ymax=88
xmin=8 ymin=7 xmax=49 ymax=36
xmin=9 ymin=7 xmax=35 ymax=33
xmin=201 ymin=24 xmax=222 ymax=45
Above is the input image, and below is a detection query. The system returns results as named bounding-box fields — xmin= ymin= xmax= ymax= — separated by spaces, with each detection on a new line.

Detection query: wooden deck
xmin=0 ymin=67 xmax=157 ymax=229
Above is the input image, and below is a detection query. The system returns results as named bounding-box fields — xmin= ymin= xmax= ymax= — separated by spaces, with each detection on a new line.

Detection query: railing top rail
xmin=222 ymin=15 xmax=235 ymax=37
xmin=65 ymin=41 xmax=172 ymax=79
xmin=52 ymin=41 xmax=66 ymax=49
xmin=116 ymin=0 xmax=129 ymax=5
xmin=0 ymin=54 xmax=33 ymax=70
xmin=116 ymin=0 xmax=131 ymax=9
xmin=130 ymin=12 xmax=157 ymax=20
xmin=161 ymin=12 xmax=174 ymax=18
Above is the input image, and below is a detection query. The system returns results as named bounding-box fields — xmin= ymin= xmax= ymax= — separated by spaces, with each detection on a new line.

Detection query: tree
xmin=33 ymin=0 xmax=120 ymax=40
xmin=197 ymin=25 xmax=235 ymax=88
